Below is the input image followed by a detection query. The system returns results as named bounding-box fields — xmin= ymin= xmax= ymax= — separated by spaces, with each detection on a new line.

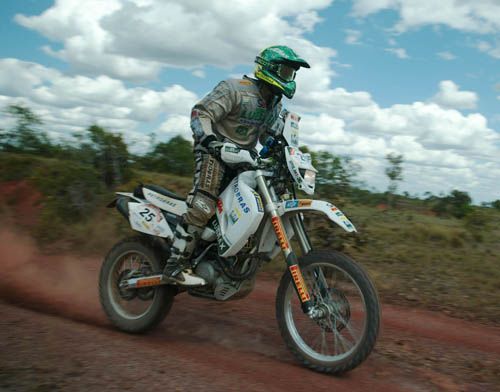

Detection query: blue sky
xmin=0 ymin=0 xmax=499 ymax=202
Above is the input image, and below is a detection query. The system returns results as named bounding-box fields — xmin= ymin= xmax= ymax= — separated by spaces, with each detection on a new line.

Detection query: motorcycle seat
xmin=134 ymin=184 xmax=185 ymax=201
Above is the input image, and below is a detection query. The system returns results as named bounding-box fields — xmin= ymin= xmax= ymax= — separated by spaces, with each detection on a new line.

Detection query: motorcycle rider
xmin=163 ymin=45 xmax=310 ymax=284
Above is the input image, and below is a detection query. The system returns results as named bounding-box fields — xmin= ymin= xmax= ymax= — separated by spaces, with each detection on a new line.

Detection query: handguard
xmin=276 ymin=199 xmax=356 ymax=233
xmin=220 ymin=143 xmax=258 ymax=167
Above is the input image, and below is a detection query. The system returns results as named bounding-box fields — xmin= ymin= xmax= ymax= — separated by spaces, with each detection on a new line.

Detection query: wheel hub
xmin=312 ymin=288 xmax=351 ymax=332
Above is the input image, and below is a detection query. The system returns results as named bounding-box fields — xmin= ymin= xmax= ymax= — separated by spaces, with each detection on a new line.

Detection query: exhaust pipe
xmin=119 ymin=274 xmax=166 ymax=289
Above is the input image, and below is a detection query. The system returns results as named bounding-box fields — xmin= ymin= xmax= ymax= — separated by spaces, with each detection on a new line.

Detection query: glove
xmin=207 ymin=140 xmax=224 ymax=158
xmin=259 ymin=136 xmax=276 ymax=158
xmin=199 ymin=134 xmax=223 ymax=157
xmin=199 ymin=134 xmax=217 ymax=148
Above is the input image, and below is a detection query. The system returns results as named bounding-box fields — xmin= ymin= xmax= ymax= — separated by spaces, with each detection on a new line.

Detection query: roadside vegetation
xmin=1 ymin=104 xmax=499 ymax=323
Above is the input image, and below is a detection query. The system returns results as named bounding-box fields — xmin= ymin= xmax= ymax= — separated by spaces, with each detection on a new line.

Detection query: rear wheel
xmin=276 ymin=250 xmax=380 ymax=374
xmin=99 ymin=236 xmax=175 ymax=333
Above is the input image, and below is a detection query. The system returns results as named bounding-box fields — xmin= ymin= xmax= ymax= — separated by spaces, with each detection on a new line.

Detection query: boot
xmin=163 ymin=221 xmax=206 ymax=286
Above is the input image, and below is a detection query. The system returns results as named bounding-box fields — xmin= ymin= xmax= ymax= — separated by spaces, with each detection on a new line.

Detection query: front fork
xmin=256 ymin=173 xmax=314 ymax=314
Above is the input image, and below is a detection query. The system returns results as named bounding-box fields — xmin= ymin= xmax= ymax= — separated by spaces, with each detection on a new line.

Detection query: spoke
xmin=286 ymin=262 xmax=368 ymax=361
xmin=333 ymin=322 xmax=339 ymax=355
xmin=320 ymin=329 xmax=329 ymax=355
xmin=335 ymin=313 xmax=360 ymax=343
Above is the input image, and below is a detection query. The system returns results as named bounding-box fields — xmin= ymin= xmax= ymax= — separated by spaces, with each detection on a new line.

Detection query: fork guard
xmin=276 ymin=199 xmax=357 ymax=233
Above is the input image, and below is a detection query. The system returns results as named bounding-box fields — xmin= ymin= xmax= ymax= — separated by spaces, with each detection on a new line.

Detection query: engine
xmin=192 ymin=259 xmax=255 ymax=301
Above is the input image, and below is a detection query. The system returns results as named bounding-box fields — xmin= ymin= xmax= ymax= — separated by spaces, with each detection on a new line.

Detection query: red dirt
xmin=0 ymin=228 xmax=499 ymax=391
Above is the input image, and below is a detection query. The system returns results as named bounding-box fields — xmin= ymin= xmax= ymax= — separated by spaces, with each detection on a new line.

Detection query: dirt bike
xmin=99 ymin=110 xmax=380 ymax=374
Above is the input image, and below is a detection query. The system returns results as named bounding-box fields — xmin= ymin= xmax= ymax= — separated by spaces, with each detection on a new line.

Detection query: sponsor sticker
xmin=229 ymin=209 xmax=240 ymax=224
xmin=216 ymin=199 xmax=223 ymax=214
xmin=298 ymin=199 xmax=312 ymax=207
xmin=211 ymin=219 xmax=230 ymax=254
xmin=289 ymin=265 xmax=310 ymax=302
xmin=145 ymin=190 xmax=178 ymax=209
xmin=233 ymin=179 xmax=250 ymax=213
xmin=252 ymin=191 xmax=264 ymax=212
xmin=331 ymin=206 xmax=338 ymax=212
xmin=271 ymin=216 xmax=289 ymax=250
xmin=225 ymin=145 xmax=241 ymax=154
xmin=285 ymin=199 xmax=312 ymax=209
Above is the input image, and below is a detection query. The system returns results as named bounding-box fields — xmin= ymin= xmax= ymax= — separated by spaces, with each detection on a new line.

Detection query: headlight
xmin=304 ymin=169 xmax=316 ymax=183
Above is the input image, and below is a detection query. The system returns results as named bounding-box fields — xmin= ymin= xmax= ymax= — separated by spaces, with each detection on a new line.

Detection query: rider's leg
xmin=163 ymin=151 xmax=225 ymax=283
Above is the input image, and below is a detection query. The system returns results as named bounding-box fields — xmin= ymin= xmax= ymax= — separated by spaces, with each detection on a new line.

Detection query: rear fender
xmin=276 ymin=199 xmax=356 ymax=233
xmin=108 ymin=193 xmax=175 ymax=239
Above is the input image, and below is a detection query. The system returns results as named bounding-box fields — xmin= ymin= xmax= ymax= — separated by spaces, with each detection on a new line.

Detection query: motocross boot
xmin=163 ymin=221 xmax=206 ymax=286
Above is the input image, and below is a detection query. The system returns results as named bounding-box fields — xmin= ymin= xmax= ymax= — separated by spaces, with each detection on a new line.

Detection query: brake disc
xmin=317 ymin=287 xmax=351 ymax=332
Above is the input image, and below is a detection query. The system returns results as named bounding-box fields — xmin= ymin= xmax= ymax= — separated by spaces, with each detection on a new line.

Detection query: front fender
xmin=276 ymin=199 xmax=356 ymax=233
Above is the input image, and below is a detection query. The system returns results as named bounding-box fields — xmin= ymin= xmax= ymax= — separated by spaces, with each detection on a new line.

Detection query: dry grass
xmin=1 ymin=154 xmax=499 ymax=323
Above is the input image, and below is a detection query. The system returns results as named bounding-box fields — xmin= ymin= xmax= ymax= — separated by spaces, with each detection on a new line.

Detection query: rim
xmin=107 ymin=250 xmax=157 ymax=320
xmin=284 ymin=262 xmax=367 ymax=362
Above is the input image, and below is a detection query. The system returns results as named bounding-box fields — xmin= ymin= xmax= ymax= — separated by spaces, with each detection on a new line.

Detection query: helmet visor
xmin=276 ymin=64 xmax=296 ymax=82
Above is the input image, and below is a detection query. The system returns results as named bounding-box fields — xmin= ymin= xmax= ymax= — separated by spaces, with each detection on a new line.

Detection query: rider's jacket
xmin=190 ymin=76 xmax=282 ymax=149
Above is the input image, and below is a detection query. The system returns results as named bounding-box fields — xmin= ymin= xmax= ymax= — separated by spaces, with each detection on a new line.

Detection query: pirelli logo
xmin=271 ymin=216 xmax=289 ymax=250
xmin=289 ymin=265 xmax=310 ymax=303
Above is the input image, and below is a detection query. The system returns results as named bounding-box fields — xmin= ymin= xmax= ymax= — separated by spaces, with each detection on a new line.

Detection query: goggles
xmin=275 ymin=63 xmax=296 ymax=82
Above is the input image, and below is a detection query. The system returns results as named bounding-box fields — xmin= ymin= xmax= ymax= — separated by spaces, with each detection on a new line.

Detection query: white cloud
xmin=352 ymin=0 xmax=500 ymax=34
xmin=0 ymin=58 xmax=198 ymax=151
xmin=6 ymin=0 xmax=500 ymax=202
xmin=385 ymin=47 xmax=409 ymax=59
xmin=475 ymin=40 xmax=500 ymax=59
xmin=288 ymin=75 xmax=499 ymax=201
xmin=437 ymin=51 xmax=456 ymax=60
xmin=430 ymin=80 xmax=478 ymax=110
xmin=345 ymin=29 xmax=362 ymax=45
xmin=158 ymin=115 xmax=191 ymax=140
xmin=192 ymin=69 xmax=206 ymax=78
xmin=16 ymin=0 xmax=334 ymax=80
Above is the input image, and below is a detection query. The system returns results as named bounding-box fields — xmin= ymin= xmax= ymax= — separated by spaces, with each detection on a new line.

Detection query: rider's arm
xmin=190 ymin=81 xmax=237 ymax=147
xmin=258 ymin=100 xmax=283 ymax=145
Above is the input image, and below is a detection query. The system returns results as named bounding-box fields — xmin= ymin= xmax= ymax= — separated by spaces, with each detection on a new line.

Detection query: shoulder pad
xmin=226 ymin=78 xmax=259 ymax=93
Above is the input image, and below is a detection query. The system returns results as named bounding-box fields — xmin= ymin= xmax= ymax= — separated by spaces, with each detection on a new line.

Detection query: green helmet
xmin=254 ymin=45 xmax=310 ymax=99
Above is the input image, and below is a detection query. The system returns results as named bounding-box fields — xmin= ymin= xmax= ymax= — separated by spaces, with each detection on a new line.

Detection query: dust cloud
xmin=0 ymin=228 xmax=106 ymax=325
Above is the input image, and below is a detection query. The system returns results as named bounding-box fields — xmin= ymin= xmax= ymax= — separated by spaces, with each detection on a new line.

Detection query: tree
xmin=87 ymin=125 xmax=131 ymax=188
xmin=385 ymin=153 xmax=404 ymax=206
xmin=491 ymin=200 xmax=500 ymax=210
xmin=139 ymin=135 xmax=194 ymax=177
xmin=309 ymin=150 xmax=360 ymax=197
xmin=432 ymin=189 xmax=472 ymax=218
xmin=0 ymin=104 xmax=52 ymax=154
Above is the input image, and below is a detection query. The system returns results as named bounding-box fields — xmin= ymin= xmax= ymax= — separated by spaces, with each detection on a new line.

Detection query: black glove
xmin=207 ymin=140 xmax=225 ymax=158
xmin=199 ymin=134 xmax=217 ymax=149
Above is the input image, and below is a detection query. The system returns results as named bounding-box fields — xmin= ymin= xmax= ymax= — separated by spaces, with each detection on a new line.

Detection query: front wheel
xmin=276 ymin=250 xmax=380 ymax=374
xmin=99 ymin=236 xmax=175 ymax=333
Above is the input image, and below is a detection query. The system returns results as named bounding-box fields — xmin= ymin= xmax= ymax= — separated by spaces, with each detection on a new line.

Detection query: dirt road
xmin=0 ymin=229 xmax=499 ymax=391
